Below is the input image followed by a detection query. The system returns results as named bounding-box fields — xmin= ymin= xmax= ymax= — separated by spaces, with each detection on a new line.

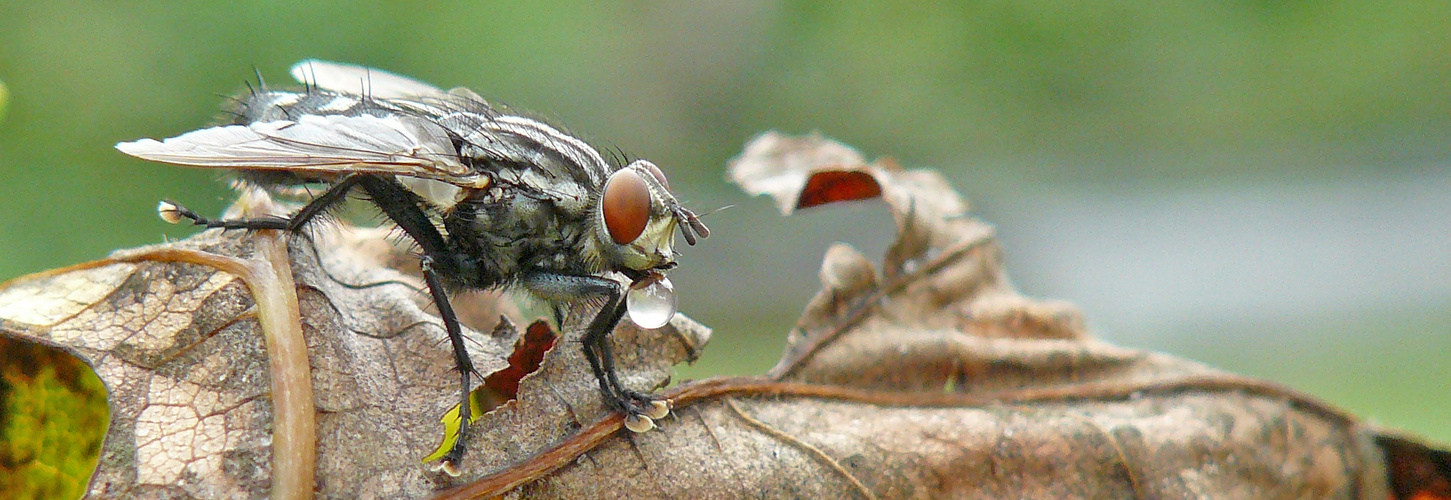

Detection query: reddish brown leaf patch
xmin=483 ymin=320 xmax=558 ymax=401
xmin=1379 ymin=433 xmax=1451 ymax=500
xmin=796 ymin=169 xmax=882 ymax=209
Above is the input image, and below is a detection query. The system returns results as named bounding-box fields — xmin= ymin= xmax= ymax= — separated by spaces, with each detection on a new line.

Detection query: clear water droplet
xmin=626 ymin=276 xmax=676 ymax=329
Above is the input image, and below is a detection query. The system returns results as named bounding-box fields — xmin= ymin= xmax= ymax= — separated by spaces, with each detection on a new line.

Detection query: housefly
xmin=116 ymin=60 xmax=709 ymax=471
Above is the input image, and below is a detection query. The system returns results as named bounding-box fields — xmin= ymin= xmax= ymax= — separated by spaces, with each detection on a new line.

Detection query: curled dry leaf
xmin=729 ymin=131 xmax=1087 ymax=384
xmin=422 ymin=318 xmax=554 ymax=465
xmin=707 ymin=131 xmax=1447 ymax=499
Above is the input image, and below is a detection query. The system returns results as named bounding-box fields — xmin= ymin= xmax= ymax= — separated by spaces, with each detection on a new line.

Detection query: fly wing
xmin=116 ymin=113 xmax=484 ymax=185
xmin=290 ymin=59 xmax=445 ymax=99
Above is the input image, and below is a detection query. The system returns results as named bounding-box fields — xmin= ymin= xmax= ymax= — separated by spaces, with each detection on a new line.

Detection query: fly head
xmin=598 ymin=160 xmax=709 ymax=276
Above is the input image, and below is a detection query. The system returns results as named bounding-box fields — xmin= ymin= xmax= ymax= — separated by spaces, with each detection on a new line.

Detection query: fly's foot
xmin=432 ymin=456 xmax=463 ymax=478
xmin=639 ymin=395 xmax=672 ymax=420
xmin=154 ymin=199 xmax=290 ymax=230
xmin=440 ymin=439 xmax=466 ymax=476
xmin=623 ymin=413 xmax=656 ymax=433
xmin=619 ymin=389 xmax=664 ymax=415
xmin=613 ymin=390 xmax=672 ymax=433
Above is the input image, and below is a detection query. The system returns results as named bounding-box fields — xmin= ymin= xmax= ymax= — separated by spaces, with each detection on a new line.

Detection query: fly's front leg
xmin=589 ymin=297 xmax=661 ymax=413
xmin=160 ymin=176 xmax=360 ymax=231
xmin=519 ymin=272 xmax=659 ymax=416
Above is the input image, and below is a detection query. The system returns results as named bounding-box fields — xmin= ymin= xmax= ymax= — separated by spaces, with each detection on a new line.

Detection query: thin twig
xmin=251 ymin=231 xmax=315 ymax=500
xmin=1054 ymin=409 xmax=1143 ymax=498
xmin=723 ymin=398 xmax=877 ymax=500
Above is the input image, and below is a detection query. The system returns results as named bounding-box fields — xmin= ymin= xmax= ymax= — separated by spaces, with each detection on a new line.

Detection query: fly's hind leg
xmin=160 ymin=176 xmax=361 ymax=231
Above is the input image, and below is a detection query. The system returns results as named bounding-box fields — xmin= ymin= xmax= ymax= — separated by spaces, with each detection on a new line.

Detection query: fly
xmin=117 ymin=60 xmax=709 ymax=472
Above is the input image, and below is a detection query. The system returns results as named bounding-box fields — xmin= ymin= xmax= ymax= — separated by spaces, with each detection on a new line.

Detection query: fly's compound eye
xmin=643 ymin=161 xmax=669 ymax=190
xmin=603 ymin=168 xmax=652 ymax=244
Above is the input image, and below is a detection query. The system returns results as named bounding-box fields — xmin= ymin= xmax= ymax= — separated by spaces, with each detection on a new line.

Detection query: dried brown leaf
xmin=0 ymin=132 xmax=1444 ymax=498
xmin=709 ymin=131 xmax=1446 ymax=499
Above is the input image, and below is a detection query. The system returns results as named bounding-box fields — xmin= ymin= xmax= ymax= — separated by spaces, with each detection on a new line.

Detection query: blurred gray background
xmin=1 ymin=2 xmax=1445 ymax=441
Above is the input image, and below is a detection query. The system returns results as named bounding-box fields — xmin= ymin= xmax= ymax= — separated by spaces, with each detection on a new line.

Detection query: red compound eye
xmin=642 ymin=161 xmax=669 ymax=190
xmin=603 ymin=168 xmax=652 ymax=244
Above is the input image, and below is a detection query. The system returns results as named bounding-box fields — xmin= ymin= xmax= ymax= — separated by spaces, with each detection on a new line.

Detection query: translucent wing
xmin=290 ymin=59 xmax=445 ymax=99
xmin=116 ymin=113 xmax=485 ymax=186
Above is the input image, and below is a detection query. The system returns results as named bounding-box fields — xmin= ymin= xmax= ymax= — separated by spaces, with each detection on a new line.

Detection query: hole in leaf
xmin=0 ymin=336 xmax=109 ymax=497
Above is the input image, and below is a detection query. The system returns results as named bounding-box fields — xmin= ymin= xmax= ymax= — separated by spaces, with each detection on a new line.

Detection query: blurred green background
xmin=0 ymin=0 xmax=1445 ymax=466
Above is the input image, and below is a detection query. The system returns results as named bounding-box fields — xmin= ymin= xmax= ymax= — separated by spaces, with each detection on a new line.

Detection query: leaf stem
xmin=112 ymin=235 xmax=315 ymax=500
xmin=250 ymin=231 xmax=316 ymax=500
